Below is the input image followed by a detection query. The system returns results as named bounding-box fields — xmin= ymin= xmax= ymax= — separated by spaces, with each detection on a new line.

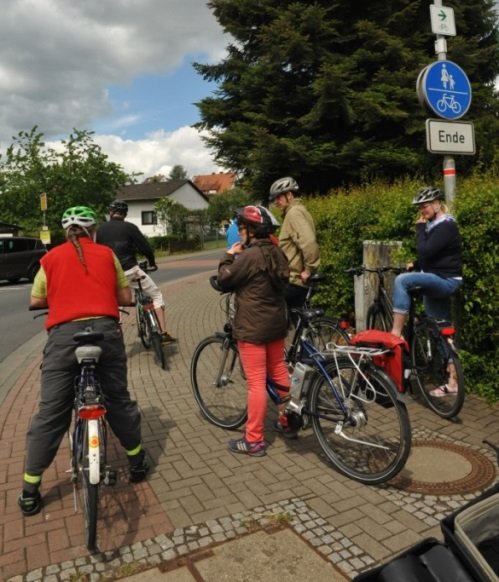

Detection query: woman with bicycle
xmin=391 ymin=187 xmax=463 ymax=396
xmin=18 ymin=206 xmax=149 ymax=517
xmin=217 ymin=206 xmax=290 ymax=457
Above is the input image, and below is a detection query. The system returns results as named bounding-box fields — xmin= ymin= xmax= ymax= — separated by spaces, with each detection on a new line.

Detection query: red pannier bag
xmin=350 ymin=330 xmax=409 ymax=393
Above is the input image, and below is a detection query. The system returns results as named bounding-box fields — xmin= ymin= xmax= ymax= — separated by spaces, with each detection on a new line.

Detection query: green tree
xmin=169 ymin=165 xmax=189 ymax=180
xmin=206 ymin=187 xmax=252 ymax=227
xmin=194 ymin=0 xmax=499 ymax=198
xmin=0 ymin=127 xmax=129 ymax=237
xmin=154 ymin=197 xmax=190 ymax=236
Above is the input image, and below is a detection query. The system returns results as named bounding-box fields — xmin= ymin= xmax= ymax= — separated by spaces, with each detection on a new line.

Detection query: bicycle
xmin=30 ymin=308 xmax=116 ymax=553
xmin=132 ymin=260 xmax=167 ymax=370
xmin=190 ymin=278 xmax=412 ymax=485
xmin=347 ymin=266 xmax=465 ymax=419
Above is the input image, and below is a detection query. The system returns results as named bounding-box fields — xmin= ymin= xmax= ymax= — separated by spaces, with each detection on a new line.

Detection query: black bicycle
xmin=69 ymin=328 xmax=116 ymax=552
xmin=132 ymin=261 xmax=167 ymax=370
xmin=347 ymin=266 xmax=465 ymax=419
xmin=190 ymin=278 xmax=412 ymax=485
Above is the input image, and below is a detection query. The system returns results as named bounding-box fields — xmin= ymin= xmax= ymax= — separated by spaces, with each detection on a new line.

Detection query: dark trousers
xmin=284 ymin=283 xmax=309 ymax=326
xmin=25 ymin=318 xmax=142 ymax=476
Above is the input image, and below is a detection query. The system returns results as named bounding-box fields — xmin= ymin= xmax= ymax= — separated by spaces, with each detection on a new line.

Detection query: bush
xmin=305 ymin=173 xmax=498 ymax=402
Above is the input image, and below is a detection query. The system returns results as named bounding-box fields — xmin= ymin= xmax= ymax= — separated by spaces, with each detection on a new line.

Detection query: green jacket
xmin=278 ymin=199 xmax=320 ymax=287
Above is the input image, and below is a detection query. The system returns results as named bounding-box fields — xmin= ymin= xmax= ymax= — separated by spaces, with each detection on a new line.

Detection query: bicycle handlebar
xmin=345 ymin=266 xmax=404 ymax=276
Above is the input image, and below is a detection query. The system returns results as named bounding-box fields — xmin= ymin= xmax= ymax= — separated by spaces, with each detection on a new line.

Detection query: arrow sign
xmin=430 ymin=5 xmax=456 ymax=36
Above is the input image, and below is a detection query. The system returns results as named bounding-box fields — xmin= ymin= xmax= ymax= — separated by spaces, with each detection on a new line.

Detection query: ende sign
xmin=426 ymin=119 xmax=475 ymax=155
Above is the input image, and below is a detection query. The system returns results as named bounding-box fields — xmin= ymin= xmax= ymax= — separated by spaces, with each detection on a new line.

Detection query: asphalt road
xmin=0 ymin=249 xmax=222 ymax=364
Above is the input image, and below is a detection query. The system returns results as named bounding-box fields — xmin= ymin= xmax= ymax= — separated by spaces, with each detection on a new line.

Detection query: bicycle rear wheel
xmin=136 ymin=304 xmax=152 ymax=349
xmin=151 ymin=333 xmax=167 ymax=370
xmin=411 ymin=321 xmax=465 ymax=419
xmin=80 ymin=420 xmax=99 ymax=552
xmin=308 ymin=317 xmax=350 ymax=351
xmin=308 ymin=358 xmax=411 ymax=485
xmin=191 ymin=335 xmax=247 ymax=429
xmin=366 ymin=305 xmax=390 ymax=331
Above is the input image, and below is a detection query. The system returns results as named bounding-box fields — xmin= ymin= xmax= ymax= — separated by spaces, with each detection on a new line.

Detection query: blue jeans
xmin=392 ymin=272 xmax=462 ymax=321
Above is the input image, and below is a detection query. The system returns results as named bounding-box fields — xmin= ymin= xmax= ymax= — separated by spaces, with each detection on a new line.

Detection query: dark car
xmin=0 ymin=236 xmax=48 ymax=283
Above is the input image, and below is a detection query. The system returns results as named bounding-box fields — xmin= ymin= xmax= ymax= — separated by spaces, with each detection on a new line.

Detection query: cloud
xmin=0 ymin=0 xmax=227 ymax=139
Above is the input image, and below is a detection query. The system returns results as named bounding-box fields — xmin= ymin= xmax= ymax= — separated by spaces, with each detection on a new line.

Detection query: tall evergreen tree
xmin=194 ymin=0 xmax=499 ymax=198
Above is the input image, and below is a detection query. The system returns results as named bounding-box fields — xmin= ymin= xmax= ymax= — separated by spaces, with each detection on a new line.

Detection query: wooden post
xmin=354 ymin=240 xmax=402 ymax=331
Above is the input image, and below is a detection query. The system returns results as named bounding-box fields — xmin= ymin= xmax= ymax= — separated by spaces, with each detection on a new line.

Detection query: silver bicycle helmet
xmin=412 ymin=187 xmax=444 ymax=205
xmin=269 ymin=176 xmax=299 ymax=201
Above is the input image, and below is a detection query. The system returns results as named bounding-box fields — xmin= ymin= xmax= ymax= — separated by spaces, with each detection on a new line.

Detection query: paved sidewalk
xmin=0 ymin=258 xmax=497 ymax=581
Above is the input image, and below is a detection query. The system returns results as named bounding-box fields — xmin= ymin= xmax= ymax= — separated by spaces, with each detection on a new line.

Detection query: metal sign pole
xmin=433 ymin=0 xmax=456 ymax=206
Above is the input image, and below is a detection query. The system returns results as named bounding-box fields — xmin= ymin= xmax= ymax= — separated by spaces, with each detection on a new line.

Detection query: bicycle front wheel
xmin=309 ymin=359 xmax=411 ymax=485
xmin=366 ymin=305 xmax=390 ymax=331
xmin=308 ymin=317 xmax=350 ymax=351
xmin=191 ymin=335 xmax=247 ymax=429
xmin=411 ymin=322 xmax=465 ymax=419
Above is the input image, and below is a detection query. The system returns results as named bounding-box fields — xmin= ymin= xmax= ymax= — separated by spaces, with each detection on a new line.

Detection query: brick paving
xmin=0 ymin=257 xmax=497 ymax=581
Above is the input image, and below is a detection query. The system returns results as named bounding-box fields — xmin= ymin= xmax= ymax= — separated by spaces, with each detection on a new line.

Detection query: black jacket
xmin=414 ymin=216 xmax=462 ymax=277
xmin=96 ymin=218 xmax=155 ymax=271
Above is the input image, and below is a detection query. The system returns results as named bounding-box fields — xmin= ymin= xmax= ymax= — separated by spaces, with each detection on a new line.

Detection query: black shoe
xmin=18 ymin=491 xmax=43 ymax=516
xmin=161 ymin=332 xmax=177 ymax=345
xmin=272 ymin=420 xmax=298 ymax=440
xmin=129 ymin=450 xmax=150 ymax=483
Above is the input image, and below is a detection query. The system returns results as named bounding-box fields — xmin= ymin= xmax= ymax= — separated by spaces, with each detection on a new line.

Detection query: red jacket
xmin=41 ymin=238 xmax=120 ymax=329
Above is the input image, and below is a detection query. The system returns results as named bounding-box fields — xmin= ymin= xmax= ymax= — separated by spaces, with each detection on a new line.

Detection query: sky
xmin=0 ymin=0 xmax=230 ymax=180
xmin=1 ymin=1 xmax=498 ymax=182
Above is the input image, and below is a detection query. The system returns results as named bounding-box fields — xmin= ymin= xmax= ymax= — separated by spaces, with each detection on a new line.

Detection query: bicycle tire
xmin=81 ymin=421 xmax=99 ymax=552
xmin=136 ymin=303 xmax=152 ymax=349
xmin=366 ymin=305 xmax=390 ymax=331
xmin=307 ymin=317 xmax=350 ymax=351
xmin=411 ymin=320 xmax=465 ymax=419
xmin=151 ymin=332 xmax=167 ymax=370
xmin=308 ymin=358 xmax=411 ymax=485
xmin=191 ymin=335 xmax=247 ymax=429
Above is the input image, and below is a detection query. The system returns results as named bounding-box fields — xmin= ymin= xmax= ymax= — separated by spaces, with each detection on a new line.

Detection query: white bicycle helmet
xmin=269 ymin=176 xmax=299 ymax=201
xmin=61 ymin=206 xmax=97 ymax=229
xmin=412 ymin=187 xmax=444 ymax=205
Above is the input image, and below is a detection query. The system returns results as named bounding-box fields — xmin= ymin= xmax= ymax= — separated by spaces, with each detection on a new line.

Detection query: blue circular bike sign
xmin=421 ymin=60 xmax=472 ymax=120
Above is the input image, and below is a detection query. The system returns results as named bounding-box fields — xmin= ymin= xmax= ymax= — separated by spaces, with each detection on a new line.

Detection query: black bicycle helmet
xmin=269 ymin=176 xmax=299 ymax=201
xmin=412 ymin=187 xmax=444 ymax=205
xmin=108 ymin=199 xmax=128 ymax=214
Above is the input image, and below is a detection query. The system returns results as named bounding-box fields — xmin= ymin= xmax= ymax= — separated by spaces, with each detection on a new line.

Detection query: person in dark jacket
xmin=96 ymin=200 xmax=176 ymax=343
xmin=218 ymin=206 xmax=290 ymax=457
xmin=391 ymin=187 xmax=463 ymax=396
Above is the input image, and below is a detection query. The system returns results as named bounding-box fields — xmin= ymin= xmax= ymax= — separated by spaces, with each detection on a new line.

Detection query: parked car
xmin=0 ymin=236 xmax=48 ymax=283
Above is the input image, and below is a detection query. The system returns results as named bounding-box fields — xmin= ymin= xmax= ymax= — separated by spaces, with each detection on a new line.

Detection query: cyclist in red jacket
xmin=18 ymin=206 xmax=149 ymax=517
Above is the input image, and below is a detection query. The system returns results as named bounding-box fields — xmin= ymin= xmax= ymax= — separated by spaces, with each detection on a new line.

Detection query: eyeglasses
xmin=238 ymin=225 xmax=246 ymax=232
xmin=419 ymin=203 xmax=433 ymax=210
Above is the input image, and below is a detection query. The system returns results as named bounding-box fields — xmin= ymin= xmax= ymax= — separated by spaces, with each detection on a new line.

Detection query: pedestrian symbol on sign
xmin=420 ymin=60 xmax=472 ymax=120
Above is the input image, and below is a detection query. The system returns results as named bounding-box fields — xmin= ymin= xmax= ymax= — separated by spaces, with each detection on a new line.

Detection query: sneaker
xmin=18 ymin=491 xmax=43 ymax=517
xmin=161 ymin=332 xmax=177 ymax=344
xmin=228 ymin=438 xmax=267 ymax=457
xmin=129 ymin=450 xmax=150 ymax=483
xmin=272 ymin=420 xmax=298 ymax=440
xmin=429 ymin=384 xmax=458 ymax=398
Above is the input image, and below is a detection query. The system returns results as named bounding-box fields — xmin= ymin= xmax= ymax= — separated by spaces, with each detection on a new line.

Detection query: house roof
xmin=118 ymin=180 xmax=209 ymax=203
xmin=192 ymin=172 xmax=236 ymax=195
xmin=0 ymin=220 xmax=23 ymax=234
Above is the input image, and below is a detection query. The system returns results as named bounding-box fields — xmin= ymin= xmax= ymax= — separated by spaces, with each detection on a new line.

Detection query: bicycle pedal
xmin=104 ymin=469 xmax=117 ymax=486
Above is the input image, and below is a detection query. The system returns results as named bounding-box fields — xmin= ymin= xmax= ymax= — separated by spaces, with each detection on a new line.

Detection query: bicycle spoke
xmin=309 ymin=360 xmax=411 ymax=485
xmin=191 ymin=336 xmax=247 ymax=429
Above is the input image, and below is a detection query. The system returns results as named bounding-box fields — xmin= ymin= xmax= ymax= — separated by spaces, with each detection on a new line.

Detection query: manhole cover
xmin=390 ymin=440 xmax=496 ymax=495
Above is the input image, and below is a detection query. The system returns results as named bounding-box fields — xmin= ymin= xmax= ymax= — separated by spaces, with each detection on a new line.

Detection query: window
xmin=141 ymin=211 xmax=157 ymax=225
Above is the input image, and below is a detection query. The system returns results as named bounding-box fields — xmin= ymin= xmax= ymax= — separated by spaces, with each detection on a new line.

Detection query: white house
xmin=117 ymin=180 xmax=209 ymax=236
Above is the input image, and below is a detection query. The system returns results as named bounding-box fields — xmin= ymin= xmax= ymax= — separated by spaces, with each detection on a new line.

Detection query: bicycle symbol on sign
xmin=436 ymin=93 xmax=462 ymax=115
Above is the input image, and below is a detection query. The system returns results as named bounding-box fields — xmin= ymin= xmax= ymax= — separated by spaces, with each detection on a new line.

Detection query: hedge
xmin=304 ymin=173 xmax=498 ymax=402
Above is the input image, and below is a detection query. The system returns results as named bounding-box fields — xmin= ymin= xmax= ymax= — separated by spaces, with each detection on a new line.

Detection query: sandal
xmin=429 ymin=384 xmax=458 ymax=398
